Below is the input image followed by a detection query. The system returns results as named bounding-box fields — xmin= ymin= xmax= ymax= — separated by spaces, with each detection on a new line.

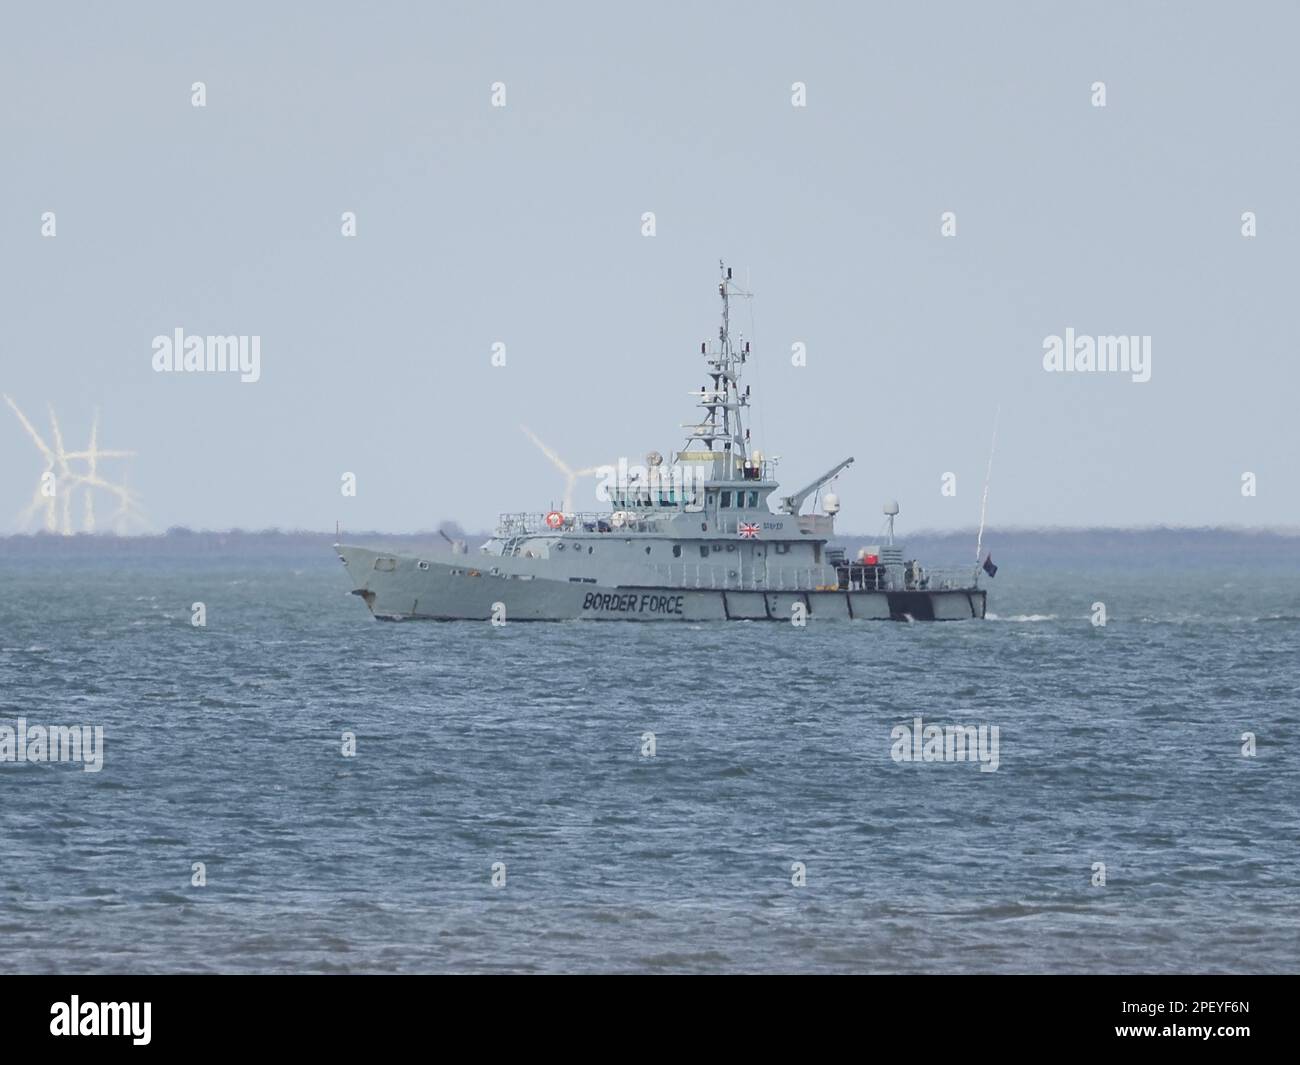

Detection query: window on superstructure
xmin=749 ymin=491 xmax=759 ymax=507
xmin=721 ymin=490 xmax=731 ymax=507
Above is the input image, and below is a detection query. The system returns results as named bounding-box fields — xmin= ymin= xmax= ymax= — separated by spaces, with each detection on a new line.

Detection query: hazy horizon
xmin=4 ymin=521 xmax=1299 ymax=538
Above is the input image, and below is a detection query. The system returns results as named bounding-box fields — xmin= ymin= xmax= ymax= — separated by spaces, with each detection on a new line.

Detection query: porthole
xmin=417 ymin=560 xmax=430 ymax=570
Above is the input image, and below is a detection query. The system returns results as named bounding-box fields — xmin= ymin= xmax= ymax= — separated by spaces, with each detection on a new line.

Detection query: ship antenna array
xmin=693 ymin=261 xmax=754 ymax=465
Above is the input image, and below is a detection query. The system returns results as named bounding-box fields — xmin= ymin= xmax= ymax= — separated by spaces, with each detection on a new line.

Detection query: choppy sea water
xmin=1 ymin=550 xmax=1298 ymax=973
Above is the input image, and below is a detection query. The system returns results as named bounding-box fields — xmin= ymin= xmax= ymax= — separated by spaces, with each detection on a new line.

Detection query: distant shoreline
xmin=2 ymin=525 xmax=1298 ymax=564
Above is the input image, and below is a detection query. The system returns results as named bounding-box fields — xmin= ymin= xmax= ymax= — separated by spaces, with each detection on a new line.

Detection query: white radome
xmin=823 ymin=492 xmax=841 ymax=514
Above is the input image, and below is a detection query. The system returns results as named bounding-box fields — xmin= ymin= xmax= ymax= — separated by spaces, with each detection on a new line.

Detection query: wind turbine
xmin=5 ymin=394 xmax=61 ymax=531
xmin=519 ymin=425 xmax=608 ymax=514
xmin=4 ymin=394 xmax=144 ymax=533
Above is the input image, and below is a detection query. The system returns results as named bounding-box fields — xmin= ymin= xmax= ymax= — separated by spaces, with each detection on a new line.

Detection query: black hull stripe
xmin=885 ymin=591 xmax=936 ymax=621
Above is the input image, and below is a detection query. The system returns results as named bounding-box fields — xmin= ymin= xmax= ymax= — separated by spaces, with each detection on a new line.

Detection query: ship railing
xmin=496 ymin=511 xmax=608 ymax=535
xmin=617 ymin=515 xmax=671 ymax=534
xmin=644 ymin=562 xmax=980 ymax=592
xmin=647 ymin=562 xmax=840 ymax=592
xmin=908 ymin=566 xmax=982 ymax=591
xmin=837 ymin=564 xmax=981 ymax=592
xmin=495 ymin=512 xmax=671 ymax=536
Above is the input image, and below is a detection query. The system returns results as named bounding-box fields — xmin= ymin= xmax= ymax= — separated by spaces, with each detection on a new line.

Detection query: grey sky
xmin=3 ymin=1 xmax=1296 ymax=535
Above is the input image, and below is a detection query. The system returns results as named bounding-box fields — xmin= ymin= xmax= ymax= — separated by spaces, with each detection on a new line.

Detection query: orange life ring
xmin=545 ymin=511 xmax=564 ymax=529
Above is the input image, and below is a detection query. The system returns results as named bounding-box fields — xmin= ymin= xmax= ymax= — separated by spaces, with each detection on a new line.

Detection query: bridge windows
xmin=709 ymin=488 xmax=760 ymax=509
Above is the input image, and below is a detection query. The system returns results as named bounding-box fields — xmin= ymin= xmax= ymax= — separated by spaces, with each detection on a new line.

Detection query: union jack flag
xmin=738 ymin=522 xmax=760 ymax=539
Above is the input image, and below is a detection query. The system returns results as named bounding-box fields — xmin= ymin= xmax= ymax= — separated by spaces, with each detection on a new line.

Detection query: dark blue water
xmin=2 ymin=551 xmax=1298 ymax=972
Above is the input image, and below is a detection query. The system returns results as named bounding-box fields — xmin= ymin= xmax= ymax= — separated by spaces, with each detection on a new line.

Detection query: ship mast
xmin=686 ymin=261 xmax=752 ymax=471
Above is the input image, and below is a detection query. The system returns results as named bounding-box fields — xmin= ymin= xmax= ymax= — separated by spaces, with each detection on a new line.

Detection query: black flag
xmin=982 ymin=554 xmax=998 ymax=578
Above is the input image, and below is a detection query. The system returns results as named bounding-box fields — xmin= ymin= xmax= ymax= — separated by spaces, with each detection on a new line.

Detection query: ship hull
xmin=337 ymin=545 xmax=986 ymax=622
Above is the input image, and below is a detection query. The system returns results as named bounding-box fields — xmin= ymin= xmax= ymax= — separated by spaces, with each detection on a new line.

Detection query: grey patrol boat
xmin=337 ymin=264 xmax=987 ymax=622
